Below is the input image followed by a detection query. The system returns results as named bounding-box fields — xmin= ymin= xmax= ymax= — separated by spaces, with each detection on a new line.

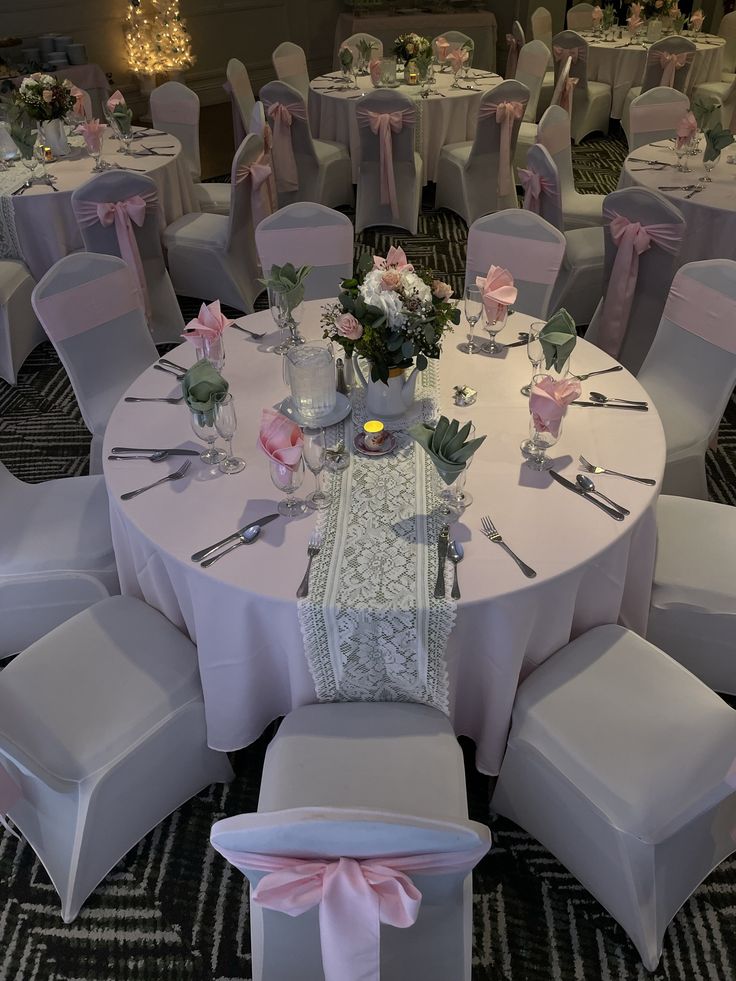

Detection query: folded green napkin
xmin=539 ymin=308 xmax=577 ymax=372
xmin=182 ymin=359 xmax=228 ymax=425
xmin=112 ymin=104 xmax=133 ymax=136
xmin=409 ymin=416 xmax=486 ymax=484
xmin=704 ymin=124 xmax=734 ymax=162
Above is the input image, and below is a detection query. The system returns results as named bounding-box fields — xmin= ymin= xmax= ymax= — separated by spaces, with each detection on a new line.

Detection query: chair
xmin=506 ymin=20 xmax=525 ymax=78
xmin=248 ymin=101 xmax=278 ymax=228
xmin=628 ymin=86 xmax=690 ymax=150
xmin=522 ymin=144 xmax=604 ymax=325
xmin=70 ymin=170 xmax=185 ymax=344
xmin=718 ymin=10 xmax=736 ymax=82
xmin=621 ymin=36 xmax=696 ymax=143
xmin=31 ymin=253 xmax=158 ymax=473
xmin=225 ymin=58 xmax=255 ymax=148
xmin=551 ymin=30 xmax=611 ymax=143
xmin=0 ymin=595 xmax=234 ymax=922
xmin=272 ymin=41 xmax=310 ymax=101
xmin=637 ymin=259 xmax=736 ymax=499
xmin=465 ymin=209 xmax=566 ymax=319
xmin=585 ymin=187 xmax=684 ymax=374
xmin=435 ymin=81 xmax=530 ymax=226
xmin=338 ymin=32 xmax=382 ymax=70
xmin=164 ymin=134 xmax=264 ymax=315
xmin=693 ymin=75 xmax=736 ymax=133
xmin=491 ymin=623 xmax=736 ymax=973
xmin=531 ymin=6 xmax=557 ymax=119
xmin=536 ymin=105 xmax=605 ymax=229
xmin=566 ymin=2 xmax=595 ymax=31
xmin=256 ymin=204 xmax=353 ymax=300
xmin=355 ymin=89 xmax=423 ymax=234
xmin=211 ymin=702 xmax=491 ymax=981
xmin=0 ymin=259 xmax=45 ymax=385
xmin=513 ymin=40 xmax=551 ymax=167
xmin=260 ymin=81 xmax=353 ymax=210
xmin=432 ymin=31 xmax=474 ymax=56
xmin=150 ymin=81 xmax=201 ymax=182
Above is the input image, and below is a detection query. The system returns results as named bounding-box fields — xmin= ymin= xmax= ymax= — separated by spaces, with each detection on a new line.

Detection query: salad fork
xmin=120 ymin=460 xmax=191 ymax=500
xmin=481 ymin=515 xmax=536 ymax=578
xmin=297 ymin=531 xmax=322 ymax=598
xmin=578 ymin=455 xmax=656 ymax=485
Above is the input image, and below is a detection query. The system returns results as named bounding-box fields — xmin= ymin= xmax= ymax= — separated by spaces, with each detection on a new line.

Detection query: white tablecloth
xmin=0 ymin=130 xmax=199 ymax=279
xmin=584 ymin=34 xmax=725 ymax=119
xmin=103 ymin=303 xmax=665 ymax=775
xmin=619 ymin=141 xmax=736 ymax=266
xmin=310 ymin=69 xmax=503 ymax=184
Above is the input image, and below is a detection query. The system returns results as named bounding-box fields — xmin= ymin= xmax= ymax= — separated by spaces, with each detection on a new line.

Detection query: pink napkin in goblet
xmin=107 ymin=89 xmax=127 ymax=110
xmin=627 ymin=14 xmax=643 ymax=30
xmin=77 ymin=119 xmax=106 ymax=155
xmin=369 ymin=58 xmax=382 ymax=85
xmin=258 ymin=408 xmax=304 ymax=470
xmin=529 ymin=376 xmax=581 ymax=438
xmin=447 ymin=47 xmax=469 ymax=73
xmin=690 ymin=9 xmax=704 ymax=30
xmin=592 ymin=6 xmax=603 ymax=25
xmin=676 ymin=111 xmax=697 ymax=149
xmin=183 ymin=299 xmax=233 ymax=342
xmin=434 ymin=36 xmax=450 ymax=63
xmin=476 ymin=265 xmax=517 ymax=323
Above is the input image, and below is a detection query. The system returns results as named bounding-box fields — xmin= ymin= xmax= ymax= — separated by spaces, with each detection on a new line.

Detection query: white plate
xmin=279 ymin=392 xmax=352 ymax=428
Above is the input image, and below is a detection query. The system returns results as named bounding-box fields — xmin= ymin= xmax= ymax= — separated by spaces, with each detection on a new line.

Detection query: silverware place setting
xmin=296 ymin=531 xmax=322 ymax=597
xmin=159 ymin=357 xmax=189 ymax=373
xmin=572 ymin=365 xmax=623 ymax=382
xmin=685 ymin=186 xmax=704 ymax=199
xmin=657 ymin=184 xmax=700 ymax=192
xmin=124 ymin=396 xmax=184 ymax=404
xmin=434 ymin=524 xmax=450 ymax=598
xmin=589 ymin=391 xmax=648 ymax=407
xmin=549 ymin=470 xmax=625 ymax=520
xmin=571 ymin=400 xmax=648 ymax=411
xmin=575 ymin=474 xmax=630 ymax=515
xmin=232 ymin=321 xmax=266 ymax=338
xmin=191 ymin=513 xmax=279 ymax=564
xmin=480 ymin=515 xmax=536 ymax=578
xmin=153 ymin=363 xmax=185 ymax=380
xmin=111 ymin=446 xmax=200 ymax=457
xmin=447 ymin=540 xmax=464 ymax=599
xmin=120 ymin=459 xmax=191 ymax=500
xmin=579 ymin=454 xmax=656 ymax=485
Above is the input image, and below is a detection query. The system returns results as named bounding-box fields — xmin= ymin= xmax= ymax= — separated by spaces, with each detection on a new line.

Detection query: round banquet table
xmin=580 ymin=33 xmax=725 ymax=119
xmin=0 ymin=129 xmax=199 ymax=280
xmin=308 ymin=69 xmax=503 ymax=184
xmin=619 ymin=140 xmax=736 ymax=267
xmin=103 ymin=303 xmax=665 ymax=775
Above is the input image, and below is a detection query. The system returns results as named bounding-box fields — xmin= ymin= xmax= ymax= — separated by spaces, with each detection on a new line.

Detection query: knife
xmin=571 ymin=401 xmax=648 ymax=411
xmin=434 ymin=525 xmax=450 ymax=599
xmin=549 ymin=471 xmax=625 ymax=520
xmin=111 ymin=446 xmax=200 ymax=455
xmin=191 ymin=513 xmax=280 ymax=562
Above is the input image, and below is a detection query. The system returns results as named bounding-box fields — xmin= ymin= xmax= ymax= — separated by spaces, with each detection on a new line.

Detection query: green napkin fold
xmin=112 ymin=104 xmax=133 ymax=136
xmin=182 ymin=359 xmax=229 ymax=425
xmin=409 ymin=416 xmax=486 ymax=485
xmin=539 ymin=308 xmax=577 ymax=373
xmin=704 ymin=124 xmax=734 ymax=162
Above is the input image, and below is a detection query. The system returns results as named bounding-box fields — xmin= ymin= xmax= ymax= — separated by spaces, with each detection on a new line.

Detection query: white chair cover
xmin=248 ymin=101 xmax=279 ymax=227
xmin=585 ymin=187 xmax=684 ymax=374
xmin=355 ymin=89 xmax=422 ymax=234
xmin=0 ymin=259 xmax=45 ymax=386
xmin=516 ymin=39 xmax=550 ymax=122
xmin=272 ymin=41 xmax=310 ymax=102
xmin=256 ymin=203 xmax=353 ymax=300
xmin=566 ymin=2 xmax=595 ymax=31
xmin=71 ymin=170 xmax=184 ymax=344
xmin=622 ymin=36 xmax=696 ymax=142
xmin=260 ymin=80 xmax=353 ymax=210
xmin=338 ymin=32 xmax=383 ymax=70
xmin=628 ymin=86 xmax=690 ymax=150
xmin=465 ymin=209 xmax=566 ymax=319
xmin=506 ymin=20 xmax=526 ymax=79
xmin=31 ymin=252 xmax=158 ymax=473
xmin=225 ymin=58 xmax=255 ymax=148
xmin=150 ymin=81 xmax=201 ymax=183
xmin=432 ymin=31 xmax=474 ymax=55
xmin=536 ymin=105 xmax=605 ymax=229
xmin=0 ymin=596 xmax=233 ymax=920
xmin=718 ymin=10 xmax=736 ymax=77
xmin=435 ymin=81 xmax=529 ymax=226
xmin=550 ymin=53 xmax=574 ymax=111
xmin=693 ymin=75 xmax=736 ymax=132
xmin=531 ymin=6 xmax=553 ymax=52
xmin=164 ymin=134 xmax=264 ymax=314
xmin=552 ymin=30 xmax=611 ymax=142
xmin=637 ymin=259 xmax=736 ymax=499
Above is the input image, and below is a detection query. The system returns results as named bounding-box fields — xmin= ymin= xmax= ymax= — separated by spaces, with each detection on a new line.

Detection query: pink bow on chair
xmin=479 ymin=100 xmax=525 ymax=196
xmin=265 ymin=100 xmax=308 ymax=193
xmin=506 ymin=34 xmax=521 ymax=77
xmin=236 ymin=152 xmax=276 ymax=226
xmin=654 ymin=50 xmax=689 ymax=88
xmin=559 ymin=76 xmax=578 ymax=114
xmin=553 ymin=45 xmax=584 ymax=64
xmin=519 ymin=168 xmax=554 ymax=213
xmin=357 ymin=108 xmax=415 ymax=220
xmin=596 ymin=210 xmax=683 ymax=357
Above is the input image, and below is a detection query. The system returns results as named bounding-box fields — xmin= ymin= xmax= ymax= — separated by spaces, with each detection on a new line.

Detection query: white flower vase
xmin=39 ymin=118 xmax=70 ymax=158
xmin=352 ymin=358 xmax=420 ymax=419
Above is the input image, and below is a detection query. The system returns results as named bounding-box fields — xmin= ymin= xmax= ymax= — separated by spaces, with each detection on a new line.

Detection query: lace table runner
xmin=0 ymin=165 xmax=29 ymax=261
xmin=298 ymin=361 xmax=455 ymax=713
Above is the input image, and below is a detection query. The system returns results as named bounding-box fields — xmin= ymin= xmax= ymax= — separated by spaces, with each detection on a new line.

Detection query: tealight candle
xmin=363 ymin=419 xmax=386 ymax=449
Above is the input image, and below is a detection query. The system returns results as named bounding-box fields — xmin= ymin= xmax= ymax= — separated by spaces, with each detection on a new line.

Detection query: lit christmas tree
xmin=124 ymin=0 xmax=196 ymax=77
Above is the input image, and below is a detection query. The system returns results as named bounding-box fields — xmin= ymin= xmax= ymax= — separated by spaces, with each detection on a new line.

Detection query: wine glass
xmin=269 ymin=285 xmax=292 ymax=356
xmin=675 ymin=140 xmax=689 ymax=172
xmin=439 ymin=424 xmax=475 ymax=517
xmin=270 ymin=457 xmax=307 ymax=516
xmin=460 ymin=285 xmax=483 ymax=355
xmin=302 ymin=427 xmax=331 ymax=510
xmin=524 ymin=373 xmax=563 ymax=471
xmin=214 ymin=394 xmax=245 ymax=474
xmin=482 ymin=303 xmax=508 ymax=355
xmin=85 ymin=132 xmax=106 ymax=172
xmin=703 ymin=154 xmax=719 ymax=181
xmin=521 ymin=322 xmax=545 ymax=397
xmin=190 ymin=407 xmax=226 ymax=464
xmin=20 ymin=152 xmax=39 ymax=186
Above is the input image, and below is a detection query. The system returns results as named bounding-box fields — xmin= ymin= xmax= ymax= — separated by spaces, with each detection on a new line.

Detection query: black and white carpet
xmin=1 ymin=132 xmax=736 ymax=980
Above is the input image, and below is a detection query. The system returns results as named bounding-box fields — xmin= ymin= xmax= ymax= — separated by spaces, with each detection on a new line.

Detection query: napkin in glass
xmin=539 ymin=308 xmax=577 ymax=372
xmin=182 ymin=359 xmax=229 ymax=425
xmin=410 ymin=416 xmax=486 ymax=484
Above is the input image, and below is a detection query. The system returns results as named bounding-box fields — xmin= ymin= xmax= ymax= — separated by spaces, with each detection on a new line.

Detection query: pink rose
xmin=337 ymin=312 xmax=363 ymax=340
xmin=432 ymin=279 xmax=453 ymax=300
xmin=381 ymin=269 xmax=402 ymax=291
xmin=655 ymin=1 xmax=663 ymax=8
xmin=42 ymin=89 xmax=53 ymax=103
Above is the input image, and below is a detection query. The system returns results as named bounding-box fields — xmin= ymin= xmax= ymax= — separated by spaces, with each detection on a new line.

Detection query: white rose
xmin=359 ymin=270 xmax=407 ymax=329
xmin=400 ymin=270 xmax=432 ymax=309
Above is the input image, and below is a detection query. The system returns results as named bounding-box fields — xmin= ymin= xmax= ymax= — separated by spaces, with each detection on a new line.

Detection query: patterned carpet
xmin=1 ymin=130 xmax=736 ymax=980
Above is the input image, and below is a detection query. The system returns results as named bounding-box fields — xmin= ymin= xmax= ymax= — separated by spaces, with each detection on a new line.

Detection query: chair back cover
xmin=551 ymin=55 xmax=574 ymax=111
xmin=272 ymin=41 xmax=310 ymax=101
xmin=31 ymin=252 xmax=156 ymax=444
xmin=516 ymin=39 xmax=551 ymax=121
xmin=531 ymin=6 xmax=554 ymax=51
xmin=537 ymin=105 xmax=576 ymax=196
xmin=629 ymin=87 xmax=690 ymax=150
xmin=552 ymin=30 xmax=590 ymax=95
xmin=225 ymin=58 xmax=256 ymax=148
xmin=522 ymin=143 xmax=564 ymax=232
xmin=227 ymin=133 xmax=266 ymax=276
xmin=260 ymin=80 xmax=317 ymax=199
xmin=641 ymin=36 xmax=695 ymax=94
xmin=719 ymin=11 xmax=736 ymax=73
xmin=506 ymin=20 xmax=526 ymax=79
xmin=468 ymin=81 xmax=529 ymax=205
xmin=433 ymin=30 xmax=474 ymax=54
xmin=567 ymin=2 xmax=594 ymax=31
xmin=256 ymin=203 xmax=353 ymax=300
xmin=71 ymin=170 xmax=184 ymax=343
xmin=356 ymin=89 xmax=418 ymax=226
xmin=150 ymin=81 xmax=201 ymax=183
xmin=247 ymin=102 xmax=278 ymax=224
xmin=339 ymin=33 xmax=383 ymax=69
xmin=585 ymin=187 xmax=684 ymax=374
xmin=466 ymin=209 xmax=566 ymax=318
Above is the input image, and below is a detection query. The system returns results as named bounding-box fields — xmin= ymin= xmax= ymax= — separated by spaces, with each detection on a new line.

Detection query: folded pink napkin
xmin=373 ymin=246 xmax=413 ymax=271
xmin=70 ymin=84 xmax=88 ymax=119
xmin=434 ymin=36 xmax=450 ymax=62
xmin=475 ymin=265 xmax=517 ymax=323
xmin=630 ymin=2 xmax=643 ymax=15
xmin=77 ymin=119 xmax=106 ymax=155
xmin=369 ymin=58 xmax=382 ymax=85
xmin=530 ymin=376 xmax=581 ymax=437
xmin=258 ymin=408 xmax=304 ymax=469
xmin=107 ymin=89 xmax=126 ymax=109
xmin=690 ymin=9 xmax=704 ymax=28
xmin=592 ymin=6 xmax=603 ymax=24
xmin=183 ymin=299 xmax=233 ymax=341
xmin=447 ymin=48 xmax=469 ymax=73
xmin=676 ymin=111 xmax=697 ymax=149
xmin=627 ymin=14 xmax=642 ymax=30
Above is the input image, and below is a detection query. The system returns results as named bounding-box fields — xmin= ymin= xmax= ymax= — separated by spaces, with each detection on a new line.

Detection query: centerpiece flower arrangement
xmin=645 ymin=0 xmax=679 ymax=16
xmin=14 ymin=74 xmax=75 ymax=121
xmin=321 ymin=246 xmax=459 ymax=384
xmin=393 ymin=33 xmax=432 ymax=64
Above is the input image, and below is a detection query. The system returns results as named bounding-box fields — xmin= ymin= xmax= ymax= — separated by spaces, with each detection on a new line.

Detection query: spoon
xmin=448 ymin=540 xmax=464 ymax=600
xmin=589 ymin=391 xmax=648 ymax=407
xmin=200 ymin=523 xmax=262 ymax=567
xmin=576 ymin=474 xmax=630 ymax=515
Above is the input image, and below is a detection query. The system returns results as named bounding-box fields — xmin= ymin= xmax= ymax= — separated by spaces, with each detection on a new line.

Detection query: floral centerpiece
xmin=393 ymin=33 xmax=431 ymax=64
xmin=644 ymin=0 xmax=679 ymax=16
xmin=14 ymin=73 xmax=75 ymax=157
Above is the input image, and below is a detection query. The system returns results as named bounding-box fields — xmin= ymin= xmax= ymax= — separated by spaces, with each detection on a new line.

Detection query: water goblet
xmin=190 ymin=406 xmax=226 ymax=464
xmin=703 ymin=154 xmax=719 ymax=181
xmin=439 ymin=424 xmax=475 ymax=517
xmin=270 ymin=457 xmax=307 ymax=516
xmin=214 ymin=394 xmax=245 ymax=474
xmin=523 ymin=374 xmax=563 ymax=471
xmin=520 ymin=321 xmax=545 ymax=397
xmin=482 ymin=304 xmax=508 ymax=355
xmin=302 ymin=427 xmax=331 ymax=510
xmin=268 ymin=285 xmax=292 ymax=356
xmin=84 ymin=132 xmax=106 ymax=172
xmin=675 ymin=141 xmax=689 ymax=172
xmin=460 ymin=285 xmax=482 ymax=355
xmin=20 ymin=153 xmax=39 ymax=185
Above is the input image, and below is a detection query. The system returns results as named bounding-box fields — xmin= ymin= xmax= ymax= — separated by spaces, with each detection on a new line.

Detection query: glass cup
xmin=269 ymin=284 xmax=305 ymax=355
xmin=302 ymin=426 xmax=331 ymax=510
xmin=20 ymin=153 xmax=39 ymax=184
xmin=270 ymin=457 xmax=306 ymax=516
xmin=523 ymin=374 xmax=563 ymax=471
xmin=460 ymin=285 xmax=482 ymax=355
xmin=482 ymin=304 xmax=507 ymax=355
xmin=190 ymin=406 xmax=226 ymax=464
xmin=439 ymin=424 xmax=475 ymax=517
xmin=85 ymin=132 xmax=106 ymax=172
xmin=703 ymin=154 xmax=719 ymax=181
xmin=675 ymin=141 xmax=689 ymax=172
xmin=214 ymin=394 xmax=245 ymax=474
xmin=286 ymin=340 xmax=336 ymax=424
xmin=521 ymin=321 xmax=545 ymax=397
xmin=194 ymin=332 xmax=225 ymax=371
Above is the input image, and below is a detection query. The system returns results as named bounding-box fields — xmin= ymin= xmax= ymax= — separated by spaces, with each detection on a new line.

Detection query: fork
xmin=480 ymin=516 xmax=537 ymax=579
xmin=120 ymin=460 xmax=191 ymax=500
xmin=578 ymin=455 xmax=656 ymax=485
xmin=296 ymin=532 xmax=322 ymax=598
xmin=153 ymin=363 xmax=185 ymax=380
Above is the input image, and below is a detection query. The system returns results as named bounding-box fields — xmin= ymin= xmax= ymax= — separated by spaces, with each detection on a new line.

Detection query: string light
xmin=124 ymin=0 xmax=195 ymax=75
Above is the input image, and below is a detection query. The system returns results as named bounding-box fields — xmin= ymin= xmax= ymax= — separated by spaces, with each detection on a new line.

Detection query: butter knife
xmin=192 ymin=513 xmax=280 ymax=563
xmin=571 ymin=401 xmax=648 ymax=411
xmin=549 ymin=470 xmax=625 ymax=520
xmin=434 ymin=525 xmax=450 ymax=598
xmin=111 ymin=446 xmax=200 ymax=455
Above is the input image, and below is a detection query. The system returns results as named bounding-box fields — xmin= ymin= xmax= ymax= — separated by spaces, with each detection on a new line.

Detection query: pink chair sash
xmin=596 ymin=209 xmax=683 ymax=357
xmin=653 ymin=50 xmax=689 ymax=87
xmin=356 ymin=107 xmax=415 ymax=219
xmin=264 ymin=100 xmax=308 ymax=193
xmin=506 ymin=35 xmax=521 ymax=77
xmin=519 ymin=168 xmax=555 ymax=213
xmin=236 ymin=151 xmax=276 ymax=227
xmin=559 ymin=76 xmax=578 ymax=114
xmin=0 ymin=764 xmax=21 ymax=838
xmin=663 ymin=276 xmax=736 ymax=354
xmin=213 ymin=844 xmax=489 ymax=981
xmin=74 ymin=191 xmax=157 ymax=322
xmin=553 ymin=45 xmax=586 ymax=64
xmin=223 ymin=81 xmax=247 ymax=148
xmin=34 ymin=267 xmax=143 ymax=341
xmin=478 ymin=100 xmax=525 ymax=196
